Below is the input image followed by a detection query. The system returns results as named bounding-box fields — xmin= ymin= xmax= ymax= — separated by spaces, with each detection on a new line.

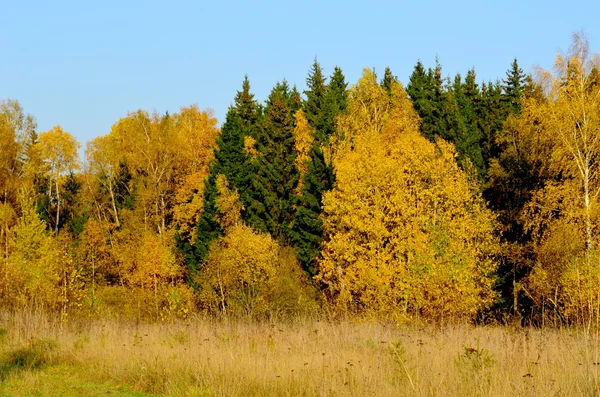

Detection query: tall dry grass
xmin=1 ymin=311 xmax=600 ymax=396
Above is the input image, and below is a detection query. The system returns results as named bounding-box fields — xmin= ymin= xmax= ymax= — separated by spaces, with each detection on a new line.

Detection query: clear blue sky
xmin=1 ymin=0 xmax=598 ymax=147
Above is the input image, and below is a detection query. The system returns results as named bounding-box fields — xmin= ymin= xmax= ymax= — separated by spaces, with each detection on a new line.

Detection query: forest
xmin=1 ymin=33 xmax=600 ymax=327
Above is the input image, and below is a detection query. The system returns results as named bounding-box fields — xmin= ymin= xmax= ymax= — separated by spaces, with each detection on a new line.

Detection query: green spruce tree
xmin=503 ymin=58 xmax=527 ymax=115
xmin=291 ymin=145 xmax=334 ymax=275
xmin=245 ymin=80 xmax=299 ymax=243
xmin=304 ymin=58 xmax=328 ymax=135
xmin=320 ymin=66 xmax=348 ymax=142
xmin=407 ymin=59 xmax=454 ymax=142
xmin=380 ymin=67 xmax=398 ymax=95
xmin=452 ymin=69 xmax=486 ymax=176
xmin=484 ymin=59 xmax=542 ymax=321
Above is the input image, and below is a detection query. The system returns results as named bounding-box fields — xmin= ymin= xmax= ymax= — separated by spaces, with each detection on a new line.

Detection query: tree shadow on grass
xmin=0 ymin=332 xmax=60 ymax=383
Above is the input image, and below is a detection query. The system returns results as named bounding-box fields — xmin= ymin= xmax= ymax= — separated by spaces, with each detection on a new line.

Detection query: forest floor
xmin=1 ymin=311 xmax=599 ymax=396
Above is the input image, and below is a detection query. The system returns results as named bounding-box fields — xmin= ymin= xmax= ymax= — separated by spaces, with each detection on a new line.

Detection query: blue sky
xmin=1 ymin=1 xmax=598 ymax=147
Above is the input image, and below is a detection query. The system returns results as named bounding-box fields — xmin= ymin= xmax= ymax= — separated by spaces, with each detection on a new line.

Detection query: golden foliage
xmin=77 ymin=218 xmax=116 ymax=289
xmin=215 ymin=174 xmax=243 ymax=230
xmin=85 ymin=134 xmax=122 ymax=226
xmin=292 ymin=109 xmax=314 ymax=190
xmin=0 ymin=121 xmax=19 ymax=202
xmin=200 ymin=224 xmax=316 ymax=318
xmin=0 ymin=190 xmax=83 ymax=314
xmin=317 ymin=70 xmax=498 ymax=321
xmin=513 ymin=34 xmax=600 ymax=323
xmin=172 ymin=106 xmax=219 ymax=241
xmin=0 ymin=202 xmax=16 ymax=257
xmin=243 ymin=135 xmax=258 ymax=159
xmin=333 ymin=68 xmax=420 ymax=158
xmin=117 ymin=231 xmax=181 ymax=291
xmin=37 ymin=126 xmax=80 ymax=176
xmin=200 ymin=224 xmax=279 ymax=316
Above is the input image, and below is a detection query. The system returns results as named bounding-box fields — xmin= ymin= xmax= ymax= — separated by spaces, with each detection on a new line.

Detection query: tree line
xmin=1 ymin=34 xmax=598 ymax=325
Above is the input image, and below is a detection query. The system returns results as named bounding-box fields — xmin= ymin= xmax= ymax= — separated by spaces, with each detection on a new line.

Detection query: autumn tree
xmin=292 ymin=110 xmax=314 ymax=191
xmin=0 ymin=189 xmax=79 ymax=312
xmin=171 ymin=105 xmax=219 ymax=241
xmin=85 ymin=134 xmax=122 ymax=227
xmin=37 ymin=126 xmax=80 ymax=234
xmin=0 ymin=99 xmax=37 ymax=208
xmin=199 ymin=174 xmax=316 ymax=317
xmin=104 ymin=106 xmax=218 ymax=237
xmin=513 ymin=33 xmax=600 ymax=324
xmin=77 ymin=217 xmax=115 ymax=298
xmin=318 ymin=69 xmax=499 ymax=320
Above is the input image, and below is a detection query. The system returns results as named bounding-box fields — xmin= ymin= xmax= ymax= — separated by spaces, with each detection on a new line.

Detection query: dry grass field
xmin=1 ymin=311 xmax=600 ymax=396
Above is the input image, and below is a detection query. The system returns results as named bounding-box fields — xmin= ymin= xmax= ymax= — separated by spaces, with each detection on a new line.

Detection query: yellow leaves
xmin=318 ymin=71 xmax=498 ymax=320
xmin=128 ymin=232 xmax=180 ymax=290
xmin=92 ymin=105 xmax=218 ymax=234
xmin=37 ymin=125 xmax=80 ymax=176
xmin=1 ymin=189 xmax=62 ymax=310
xmin=201 ymin=224 xmax=280 ymax=315
xmin=200 ymin=224 xmax=316 ymax=317
xmin=0 ymin=202 xmax=16 ymax=236
xmin=243 ymin=135 xmax=258 ymax=159
xmin=174 ymin=105 xmax=219 ymax=176
xmin=85 ymin=134 xmax=119 ymax=179
xmin=215 ymin=174 xmax=243 ymax=230
xmin=172 ymin=171 xmax=207 ymax=243
xmin=292 ymin=109 xmax=314 ymax=189
xmin=78 ymin=218 xmax=116 ymax=283
xmin=0 ymin=121 xmax=19 ymax=196
xmin=113 ymin=228 xmax=181 ymax=294
xmin=333 ymin=68 xmax=420 ymax=163
xmin=498 ymin=35 xmax=600 ymax=324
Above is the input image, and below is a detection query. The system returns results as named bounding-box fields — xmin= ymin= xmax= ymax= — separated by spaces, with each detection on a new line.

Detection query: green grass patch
xmin=0 ymin=364 xmax=157 ymax=396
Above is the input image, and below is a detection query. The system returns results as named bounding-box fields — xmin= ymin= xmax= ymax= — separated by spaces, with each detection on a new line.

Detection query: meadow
xmin=1 ymin=311 xmax=599 ymax=396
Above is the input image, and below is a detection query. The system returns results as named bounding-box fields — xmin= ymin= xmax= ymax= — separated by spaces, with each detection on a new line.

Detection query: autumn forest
xmin=2 ymin=34 xmax=600 ymax=327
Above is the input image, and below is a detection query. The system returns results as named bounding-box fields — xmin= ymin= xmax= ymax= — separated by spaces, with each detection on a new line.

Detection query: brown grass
xmin=1 ymin=311 xmax=600 ymax=396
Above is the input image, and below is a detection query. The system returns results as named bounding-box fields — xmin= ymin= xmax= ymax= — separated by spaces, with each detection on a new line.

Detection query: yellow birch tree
xmin=317 ymin=69 xmax=499 ymax=321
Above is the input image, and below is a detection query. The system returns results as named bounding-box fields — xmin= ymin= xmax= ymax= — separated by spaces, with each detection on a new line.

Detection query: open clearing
xmin=1 ymin=312 xmax=600 ymax=396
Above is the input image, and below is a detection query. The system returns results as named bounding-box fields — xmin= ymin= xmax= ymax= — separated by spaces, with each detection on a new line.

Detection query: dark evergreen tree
xmin=478 ymin=81 xmax=505 ymax=164
xmin=320 ymin=66 xmax=348 ymax=142
xmin=181 ymin=77 xmax=261 ymax=272
xmin=304 ymin=58 xmax=327 ymax=134
xmin=291 ymin=145 xmax=334 ymax=275
xmin=503 ymin=58 xmax=527 ymax=115
xmin=245 ymin=80 xmax=299 ymax=243
xmin=380 ymin=67 xmax=398 ymax=95
xmin=113 ymin=162 xmax=134 ymax=211
xmin=452 ymin=69 xmax=486 ymax=176
xmin=406 ymin=61 xmax=433 ymax=138
xmin=35 ymin=172 xmax=85 ymax=233
xmin=62 ymin=172 xmax=87 ymax=234
xmin=407 ymin=59 xmax=453 ymax=142
xmin=483 ymin=60 xmax=542 ymax=322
